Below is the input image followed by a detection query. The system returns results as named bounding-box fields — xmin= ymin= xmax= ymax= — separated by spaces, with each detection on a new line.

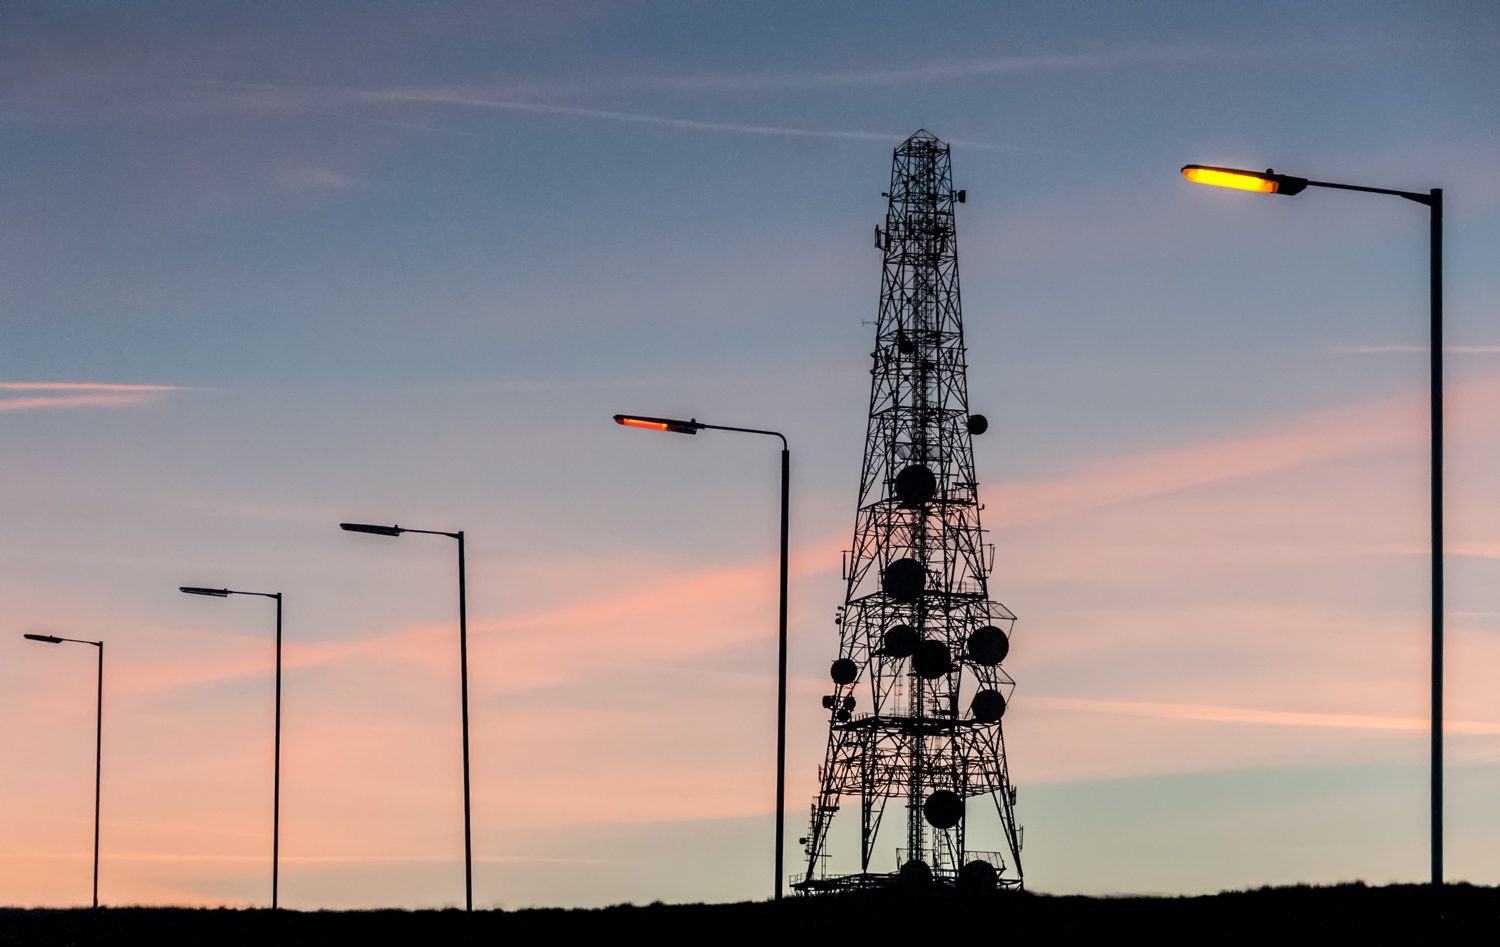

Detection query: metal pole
xmin=775 ymin=447 xmax=789 ymax=900
xmin=273 ymin=594 xmax=283 ymax=909
xmin=612 ymin=420 xmax=789 ymax=897
xmin=1430 ymin=188 xmax=1444 ymax=889
xmin=1184 ymin=169 xmax=1448 ymax=889
xmin=458 ymin=531 xmax=473 ymax=911
xmin=93 ymin=642 xmax=102 ymax=911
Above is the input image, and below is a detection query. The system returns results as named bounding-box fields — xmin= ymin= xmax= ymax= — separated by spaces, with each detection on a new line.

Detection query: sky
xmin=3 ymin=0 xmax=1500 ymax=909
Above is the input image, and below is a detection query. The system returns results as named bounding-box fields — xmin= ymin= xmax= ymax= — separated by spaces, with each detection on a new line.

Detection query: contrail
xmin=0 ymin=382 xmax=179 ymax=391
xmin=362 ymin=90 xmax=1021 ymax=151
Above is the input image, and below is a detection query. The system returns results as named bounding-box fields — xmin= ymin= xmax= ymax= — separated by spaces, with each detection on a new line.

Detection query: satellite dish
xmin=882 ymin=558 xmax=925 ymax=601
xmin=966 ymin=625 xmax=1009 ymax=666
xmin=882 ymin=624 xmax=918 ymax=658
xmin=912 ymin=640 xmax=951 ymax=679
xmin=894 ymin=464 xmax=937 ymax=506
xmin=842 ymin=695 xmax=856 ymax=712
xmin=971 ymin=688 xmax=1006 ymax=723
xmin=967 ymin=414 xmax=989 ymax=435
xmin=897 ymin=332 xmax=916 ymax=355
xmin=821 ymin=695 xmax=834 ymax=709
xmin=959 ymin=859 xmax=998 ymax=892
xmin=829 ymin=658 xmax=858 ymax=685
xmin=923 ymin=789 xmax=963 ymax=829
xmin=836 ymin=708 xmax=852 ymax=722
xmin=898 ymin=859 xmax=933 ymax=888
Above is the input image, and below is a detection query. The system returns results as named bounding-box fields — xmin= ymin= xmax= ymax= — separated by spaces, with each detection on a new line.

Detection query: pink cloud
xmin=103 ymin=542 xmax=839 ymax=701
xmin=993 ymin=397 xmax=1413 ymax=528
xmin=1331 ymin=345 xmax=1500 ymax=354
xmin=94 ymin=370 xmax=1500 ymax=710
xmin=1028 ymin=695 xmax=1500 ymax=735
xmin=0 ymin=382 xmax=180 ymax=412
xmin=990 ymin=373 xmax=1500 ymax=529
xmin=0 ymin=393 xmax=166 ymax=411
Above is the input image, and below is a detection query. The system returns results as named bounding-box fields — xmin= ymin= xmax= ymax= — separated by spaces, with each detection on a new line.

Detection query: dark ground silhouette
xmin=2 ymin=883 xmax=1496 ymax=945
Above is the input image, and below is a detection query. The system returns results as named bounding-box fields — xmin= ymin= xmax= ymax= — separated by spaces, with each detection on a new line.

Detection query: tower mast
xmin=796 ymin=130 xmax=1022 ymax=893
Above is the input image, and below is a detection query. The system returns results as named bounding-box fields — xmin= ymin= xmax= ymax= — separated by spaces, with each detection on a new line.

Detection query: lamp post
xmin=340 ymin=521 xmax=473 ymax=911
xmin=179 ymin=586 xmax=284 ymax=908
xmin=613 ymin=413 xmax=791 ymax=900
xmin=24 ymin=633 xmax=105 ymax=909
xmin=1181 ymin=163 xmax=1445 ymax=888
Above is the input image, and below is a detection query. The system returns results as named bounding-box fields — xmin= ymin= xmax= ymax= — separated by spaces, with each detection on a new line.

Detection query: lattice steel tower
xmin=796 ymin=130 xmax=1022 ymax=893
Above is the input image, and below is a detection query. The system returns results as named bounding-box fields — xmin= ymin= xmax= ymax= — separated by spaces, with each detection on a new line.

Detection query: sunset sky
xmin=4 ymin=0 xmax=1500 ymax=909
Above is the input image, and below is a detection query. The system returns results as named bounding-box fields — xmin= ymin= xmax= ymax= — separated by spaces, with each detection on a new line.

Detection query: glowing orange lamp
xmin=1181 ymin=164 xmax=1308 ymax=196
xmin=613 ymin=414 xmax=702 ymax=435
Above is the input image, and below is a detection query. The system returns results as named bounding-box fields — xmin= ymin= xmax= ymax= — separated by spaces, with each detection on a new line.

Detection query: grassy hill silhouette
xmin=3 ymin=883 xmax=1497 ymax=945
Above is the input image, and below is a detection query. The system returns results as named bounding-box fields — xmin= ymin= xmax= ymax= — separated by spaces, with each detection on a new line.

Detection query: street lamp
xmin=179 ymin=585 xmax=284 ymax=909
xmin=1182 ymin=162 xmax=1445 ymax=887
xmin=613 ymin=413 xmax=791 ymax=900
xmin=24 ymin=633 xmax=105 ymax=909
xmin=340 ymin=521 xmax=473 ymax=911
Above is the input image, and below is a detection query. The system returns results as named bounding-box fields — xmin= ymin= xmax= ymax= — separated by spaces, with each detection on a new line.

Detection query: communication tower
xmin=795 ymin=130 xmax=1022 ymax=893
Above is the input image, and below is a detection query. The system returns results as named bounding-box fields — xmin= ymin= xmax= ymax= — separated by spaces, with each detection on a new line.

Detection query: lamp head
xmin=179 ymin=586 xmax=231 ymax=597
xmin=23 ymin=634 xmax=64 ymax=644
xmin=1182 ymin=164 xmax=1308 ymax=196
xmin=340 ymin=523 xmax=404 ymax=536
xmin=613 ymin=414 xmax=702 ymax=435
